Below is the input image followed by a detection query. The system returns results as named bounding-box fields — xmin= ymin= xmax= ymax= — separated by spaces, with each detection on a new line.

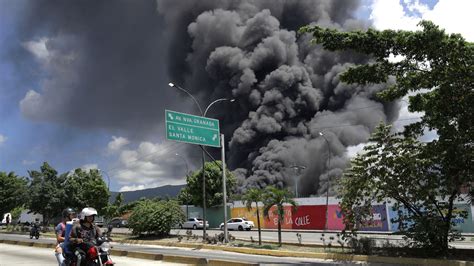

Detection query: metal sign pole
xmin=221 ymin=134 xmax=228 ymax=243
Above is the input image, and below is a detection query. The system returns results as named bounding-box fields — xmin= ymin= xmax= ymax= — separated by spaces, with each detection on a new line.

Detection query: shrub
xmin=128 ymin=199 xmax=185 ymax=236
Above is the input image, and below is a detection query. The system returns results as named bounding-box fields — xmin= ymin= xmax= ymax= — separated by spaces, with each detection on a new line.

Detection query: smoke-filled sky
xmin=0 ymin=0 xmax=472 ymax=192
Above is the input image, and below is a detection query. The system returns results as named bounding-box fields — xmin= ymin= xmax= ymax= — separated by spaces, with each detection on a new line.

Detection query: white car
xmin=180 ymin=218 xmax=209 ymax=229
xmin=220 ymin=218 xmax=254 ymax=231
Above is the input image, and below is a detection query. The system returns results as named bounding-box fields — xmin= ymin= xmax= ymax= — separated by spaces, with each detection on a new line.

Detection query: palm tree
xmin=262 ymin=186 xmax=297 ymax=247
xmin=242 ymin=188 xmax=263 ymax=245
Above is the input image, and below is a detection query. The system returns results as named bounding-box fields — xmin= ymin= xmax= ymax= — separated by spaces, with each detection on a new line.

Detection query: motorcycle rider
xmin=55 ymin=208 xmax=76 ymax=266
xmin=69 ymin=207 xmax=102 ymax=265
xmin=30 ymin=218 xmax=41 ymax=238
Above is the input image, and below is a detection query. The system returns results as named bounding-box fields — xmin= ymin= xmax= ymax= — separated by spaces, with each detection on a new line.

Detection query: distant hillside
xmin=110 ymin=184 xmax=185 ymax=204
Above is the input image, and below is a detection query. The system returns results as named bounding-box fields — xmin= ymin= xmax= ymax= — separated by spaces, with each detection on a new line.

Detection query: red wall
xmin=291 ymin=205 xmax=326 ymax=229
xmin=262 ymin=205 xmax=326 ymax=229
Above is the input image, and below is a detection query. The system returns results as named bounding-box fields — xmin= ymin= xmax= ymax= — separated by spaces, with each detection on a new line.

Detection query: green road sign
xmin=165 ymin=109 xmax=220 ymax=147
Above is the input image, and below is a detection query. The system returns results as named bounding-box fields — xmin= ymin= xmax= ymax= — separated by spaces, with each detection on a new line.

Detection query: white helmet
xmin=80 ymin=207 xmax=98 ymax=221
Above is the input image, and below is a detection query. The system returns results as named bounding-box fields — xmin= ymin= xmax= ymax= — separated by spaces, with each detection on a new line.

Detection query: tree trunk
xmin=256 ymin=205 xmax=262 ymax=246
xmin=442 ymin=191 xmax=457 ymax=254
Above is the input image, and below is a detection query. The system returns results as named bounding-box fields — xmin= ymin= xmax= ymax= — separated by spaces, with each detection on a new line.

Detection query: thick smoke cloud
xmin=14 ymin=0 xmax=399 ymax=195
xmin=158 ymin=0 xmax=398 ymax=196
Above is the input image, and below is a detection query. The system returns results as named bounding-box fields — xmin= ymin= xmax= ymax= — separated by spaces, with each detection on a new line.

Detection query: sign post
xmin=166 ymin=109 xmax=221 ymax=242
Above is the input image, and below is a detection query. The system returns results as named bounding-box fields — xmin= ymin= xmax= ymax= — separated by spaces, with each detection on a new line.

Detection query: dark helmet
xmin=62 ymin=208 xmax=76 ymax=218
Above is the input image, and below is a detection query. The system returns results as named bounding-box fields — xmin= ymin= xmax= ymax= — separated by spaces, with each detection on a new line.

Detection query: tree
xmin=28 ymin=162 xmax=66 ymax=225
xmin=0 ymin=172 xmax=28 ymax=218
xmin=301 ymin=20 xmax=473 ymax=254
xmin=104 ymin=192 xmax=124 ymax=219
xmin=262 ymin=186 xmax=297 ymax=246
xmin=63 ymin=168 xmax=110 ymax=214
xmin=128 ymin=199 xmax=185 ymax=236
xmin=186 ymin=161 xmax=236 ymax=207
xmin=242 ymin=188 xmax=263 ymax=245
xmin=340 ymin=124 xmax=459 ymax=254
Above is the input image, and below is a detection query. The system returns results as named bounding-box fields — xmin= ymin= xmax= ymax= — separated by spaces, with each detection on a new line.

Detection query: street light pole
xmin=169 ymin=82 xmax=207 ymax=240
xmin=319 ymin=132 xmax=331 ymax=231
xmin=169 ymin=82 xmax=234 ymax=241
xmin=175 ymin=153 xmax=190 ymax=175
xmin=176 ymin=153 xmax=190 ymax=220
xmin=98 ymin=169 xmax=111 ymax=191
xmin=289 ymin=165 xmax=306 ymax=198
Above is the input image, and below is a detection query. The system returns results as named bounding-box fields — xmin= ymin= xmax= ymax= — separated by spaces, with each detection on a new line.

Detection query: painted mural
xmin=263 ymin=206 xmax=294 ymax=229
xmin=183 ymin=201 xmax=474 ymax=232
xmin=327 ymin=205 xmax=345 ymax=230
xmin=357 ymin=205 xmax=389 ymax=231
xmin=230 ymin=207 xmax=261 ymax=227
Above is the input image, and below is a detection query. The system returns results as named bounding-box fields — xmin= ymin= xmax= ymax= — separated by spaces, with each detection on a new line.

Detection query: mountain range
xmin=110 ymin=184 xmax=185 ymax=204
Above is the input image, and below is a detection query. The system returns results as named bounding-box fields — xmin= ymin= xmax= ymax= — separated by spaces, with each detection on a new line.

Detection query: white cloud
xmin=22 ymin=38 xmax=50 ymax=61
xmin=0 ymin=134 xmax=6 ymax=146
xmin=22 ymin=160 xmax=36 ymax=166
xmin=19 ymin=35 xmax=79 ymax=122
xmin=346 ymin=143 xmax=369 ymax=158
xmin=81 ymin=164 xmax=98 ymax=171
xmin=109 ymin=141 xmax=188 ymax=191
xmin=19 ymin=90 xmax=47 ymax=120
xmin=370 ymin=0 xmax=474 ymax=41
xmin=107 ymin=136 xmax=130 ymax=153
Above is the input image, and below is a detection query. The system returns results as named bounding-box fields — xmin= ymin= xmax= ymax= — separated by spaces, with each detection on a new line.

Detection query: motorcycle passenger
xmin=55 ymin=208 xmax=76 ymax=266
xmin=70 ymin=207 xmax=101 ymax=266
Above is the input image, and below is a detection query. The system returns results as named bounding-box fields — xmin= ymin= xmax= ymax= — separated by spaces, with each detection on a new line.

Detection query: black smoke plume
xmin=158 ymin=0 xmax=399 ymax=196
xmin=12 ymin=0 xmax=399 ymax=195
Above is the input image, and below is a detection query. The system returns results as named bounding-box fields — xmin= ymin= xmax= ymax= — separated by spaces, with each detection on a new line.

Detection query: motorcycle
xmin=29 ymin=224 xmax=40 ymax=239
xmin=64 ymin=224 xmax=114 ymax=266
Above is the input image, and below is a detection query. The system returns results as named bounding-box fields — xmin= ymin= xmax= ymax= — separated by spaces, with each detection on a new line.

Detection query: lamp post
xmin=175 ymin=153 xmax=190 ymax=175
xmin=98 ymin=169 xmax=111 ymax=191
xmin=176 ymin=153 xmax=190 ymax=220
xmin=289 ymin=165 xmax=306 ymax=198
xmin=318 ymin=132 xmax=331 ymax=231
xmin=169 ymin=82 xmax=233 ymax=241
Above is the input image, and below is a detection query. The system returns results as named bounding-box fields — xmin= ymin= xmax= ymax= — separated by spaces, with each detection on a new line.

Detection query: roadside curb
xmin=117 ymin=238 xmax=474 ymax=266
xmin=0 ymin=239 xmax=258 ymax=265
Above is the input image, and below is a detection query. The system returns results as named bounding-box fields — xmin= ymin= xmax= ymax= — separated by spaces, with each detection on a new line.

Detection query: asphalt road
xmin=0 ymin=233 xmax=370 ymax=265
xmin=147 ymin=228 xmax=474 ymax=249
xmin=0 ymin=243 xmax=184 ymax=265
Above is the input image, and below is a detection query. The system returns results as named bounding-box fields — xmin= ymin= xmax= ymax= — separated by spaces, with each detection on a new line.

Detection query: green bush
xmin=128 ymin=199 xmax=185 ymax=237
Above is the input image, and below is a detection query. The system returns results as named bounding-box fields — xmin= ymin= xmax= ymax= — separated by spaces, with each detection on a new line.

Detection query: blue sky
xmin=0 ymin=0 xmax=472 ymax=192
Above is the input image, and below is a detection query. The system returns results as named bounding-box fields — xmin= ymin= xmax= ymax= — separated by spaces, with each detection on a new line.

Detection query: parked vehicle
xmin=95 ymin=216 xmax=106 ymax=227
xmin=179 ymin=218 xmax=209 ymax=229
xmin=108 ymin=218 xmax=128 ymax=228
xmin=220 ymin=218 xmax=254 ymax=231
xmin=64 ymin=224 xmax=115 ymax=266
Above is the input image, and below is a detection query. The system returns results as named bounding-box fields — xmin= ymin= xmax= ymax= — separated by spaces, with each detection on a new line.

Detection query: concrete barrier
xmin=162 ymin=255 xmax=207 ymax=265
xmin=126 ymin=251 xmax=163 ymax=260
xmin=207 ymin=259 xmax=259 ymax=266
